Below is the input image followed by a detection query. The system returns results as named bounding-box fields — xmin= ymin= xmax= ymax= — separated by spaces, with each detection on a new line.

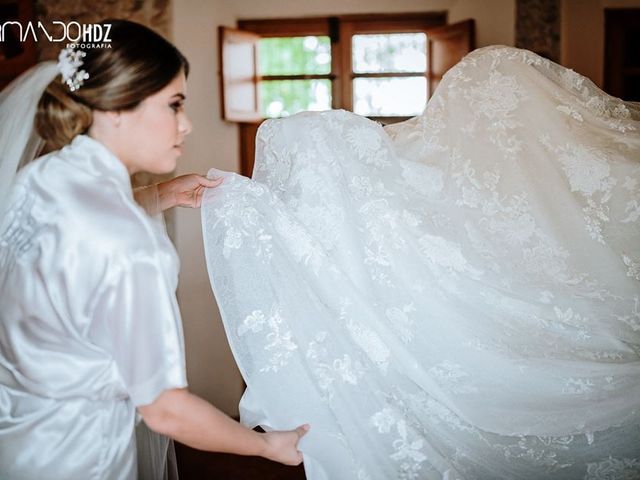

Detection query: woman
xmin=201 ymin=46 xmax=640 ymax=479
xmin=0 ymin=19 xmax=307 ymax=479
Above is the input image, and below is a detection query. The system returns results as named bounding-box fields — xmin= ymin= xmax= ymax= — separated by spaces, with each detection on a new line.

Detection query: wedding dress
xmin=201 ymin=46 xmax=640 ymax=479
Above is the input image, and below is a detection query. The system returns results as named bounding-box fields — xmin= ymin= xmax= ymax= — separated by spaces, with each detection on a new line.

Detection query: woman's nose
xmin=179 ymin=112 xmax=193 ymax=136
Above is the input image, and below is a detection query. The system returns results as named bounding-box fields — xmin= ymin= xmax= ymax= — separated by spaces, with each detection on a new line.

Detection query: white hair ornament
xmin=57 ymin=47 xmax=89 ymax=92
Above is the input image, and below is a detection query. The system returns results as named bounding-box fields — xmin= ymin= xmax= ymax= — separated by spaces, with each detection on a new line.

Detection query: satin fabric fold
xmin=0 ymin=135 xmax=187 ymax=479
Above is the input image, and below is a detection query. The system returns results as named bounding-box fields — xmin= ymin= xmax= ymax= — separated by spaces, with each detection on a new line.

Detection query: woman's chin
xmin=147 ymin=157 xmax=178 ymax=175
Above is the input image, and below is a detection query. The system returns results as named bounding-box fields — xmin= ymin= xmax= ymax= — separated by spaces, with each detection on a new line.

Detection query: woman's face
xmin=117 ymin=71 xmax=192 ymax=174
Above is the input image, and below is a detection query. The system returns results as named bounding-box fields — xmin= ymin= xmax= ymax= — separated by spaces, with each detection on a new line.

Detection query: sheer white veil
xmin=0 ymin=61 xmax=59 ymax=215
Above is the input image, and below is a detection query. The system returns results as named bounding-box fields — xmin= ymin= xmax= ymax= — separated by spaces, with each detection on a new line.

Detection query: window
xmin=259 ymin=36 xmax=332 ymax=117
xmin=351 ymin=32 xmax=428 ymax=117
xmin=219 ymin=14 xmax=475 ymax=175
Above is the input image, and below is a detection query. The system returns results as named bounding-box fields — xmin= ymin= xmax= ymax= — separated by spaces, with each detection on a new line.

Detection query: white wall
xmin=171 ymin=0 xmax=516 ymax=416
xmin=561 ymin=0 xmax=640 ymax=87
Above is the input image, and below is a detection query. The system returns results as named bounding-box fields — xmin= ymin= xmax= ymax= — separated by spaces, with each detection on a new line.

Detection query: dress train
xmin=202 ymin=46 xmax=640 ymax=479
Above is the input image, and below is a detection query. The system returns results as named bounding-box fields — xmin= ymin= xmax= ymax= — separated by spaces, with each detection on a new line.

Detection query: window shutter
xmin=427 ymin=19 xmax=476 ymax=96
xmin=219 ymin=26 xmax=262 ymax=122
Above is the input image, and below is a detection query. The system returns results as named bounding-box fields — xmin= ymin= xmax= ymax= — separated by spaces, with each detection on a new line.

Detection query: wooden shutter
xmin=219 ymin=26 xmax=262 ymax=122
xmin=427 ymin=19 xmax=476 ymax=97
xmin=604 ymin=9 xmax=640 ymax=100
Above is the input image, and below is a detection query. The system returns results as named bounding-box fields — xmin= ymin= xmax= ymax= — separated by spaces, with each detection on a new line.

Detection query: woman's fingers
xmin=262 ymin=425 xmax=310 ymax=466
xmin=201 ymin=175 xmax=224 ymax=187
xmin=295 ymin=424 xmax=310 ymax=439
xmin=166 ymin=174 xmax=224 ymax=209
xmin=194 ymin=185 xmax=205 ymax=207
xmin=289 ymin=424 xmax=309 ymax=465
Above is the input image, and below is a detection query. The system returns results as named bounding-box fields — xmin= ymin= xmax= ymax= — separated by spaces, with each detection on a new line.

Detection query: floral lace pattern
xmin=585 ymin=457 xmax=640 ymax=480
xmin=202 ymin=46 xmax=640 ymax=479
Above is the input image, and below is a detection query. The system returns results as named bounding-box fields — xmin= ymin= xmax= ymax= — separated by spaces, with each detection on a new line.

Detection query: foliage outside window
xmin=258 ymin=36 xmax=332 ymax=118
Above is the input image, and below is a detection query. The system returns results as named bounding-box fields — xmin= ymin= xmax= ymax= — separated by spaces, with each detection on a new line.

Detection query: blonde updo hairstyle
xmin=36 ymin=19 xmax=189 ymax=151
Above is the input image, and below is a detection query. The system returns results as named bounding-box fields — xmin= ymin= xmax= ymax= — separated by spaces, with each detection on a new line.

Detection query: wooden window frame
xmin=337 ymin=13 xmax=446 ymax=118
xmin=227 ymin=13 xmax=474 ymax=176
xmin=239 ymin=12 xmax=447 ymax=118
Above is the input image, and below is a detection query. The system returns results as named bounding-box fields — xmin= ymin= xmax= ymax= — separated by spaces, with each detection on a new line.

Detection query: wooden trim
xmin=238 ymin=13 xmax=446 ymax=36
xmin=238 ymin=17 xmax=330 ymax=36
xmin=239 ymin=121 xmax=263 ymax=177
xmin=260 ymin=74 xmax=335 ymax=81
xmin=339 ymin=12 xmax=447 ymax=24
xmin=330 ymin=16 xmax=342 ymax=108
xmin=352 ymin=72 xmax=426 ymax=78
xmin=338 ymin=17 xmax=447 ymax=34
xmin=339 ymin=20 xmax=354 ymax=111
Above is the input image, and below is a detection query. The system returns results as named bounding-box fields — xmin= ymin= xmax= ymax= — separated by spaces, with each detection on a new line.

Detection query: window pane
xmin=260 ymin=79 xmax=332 ymax=118
xmin=259 ymin=36 xmax=331 ymax=76
xmin=353 ymin=77 xmax=426 ymax=116
xmin=352 ymin=33 xmax=427 ymax=73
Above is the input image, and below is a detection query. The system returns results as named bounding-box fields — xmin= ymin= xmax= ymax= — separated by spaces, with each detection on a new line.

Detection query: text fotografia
xmin=0 ymin=22 xmax=112 ymax=46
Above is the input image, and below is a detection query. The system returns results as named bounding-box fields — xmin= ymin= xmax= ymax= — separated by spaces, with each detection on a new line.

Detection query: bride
xmin=201 ymin=46 xmax=640 ymax=479
xmin=0 ymin=19 xmax=307 ymax=479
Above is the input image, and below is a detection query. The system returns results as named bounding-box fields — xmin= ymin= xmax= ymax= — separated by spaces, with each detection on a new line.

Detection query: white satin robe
xmin=0 ymin=135 xmax=187 ymax=479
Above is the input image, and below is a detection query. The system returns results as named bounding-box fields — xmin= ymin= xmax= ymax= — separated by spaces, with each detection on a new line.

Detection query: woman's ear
xmin=91 ymin=110 xmax=122 ymax=131
xmin=88 ymin=110 xmax=122 ymax=143
xmin=104 ymin=110 xmax=122 ymax=128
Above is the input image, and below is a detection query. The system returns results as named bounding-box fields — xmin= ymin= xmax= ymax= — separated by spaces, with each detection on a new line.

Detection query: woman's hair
xmin=36 ymin=19 xmax=189 ymax=150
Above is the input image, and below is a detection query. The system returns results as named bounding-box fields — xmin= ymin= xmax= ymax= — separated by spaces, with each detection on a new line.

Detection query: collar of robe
xmin=64 ymin=135 xmax=132 ymax=195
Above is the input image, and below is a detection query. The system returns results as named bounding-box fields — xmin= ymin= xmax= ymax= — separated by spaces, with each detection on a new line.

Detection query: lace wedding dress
xmin=201 ymin=46 xmax=640 ymax=479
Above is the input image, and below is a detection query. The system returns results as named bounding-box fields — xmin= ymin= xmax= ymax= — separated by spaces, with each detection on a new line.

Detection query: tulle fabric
xmin=136 ymin=422 xmax=179 ymax=480
xmin=0 ymin=62 xmax=56 ymax=215
xmin=202 ymin=46 xmax=640 ymax=479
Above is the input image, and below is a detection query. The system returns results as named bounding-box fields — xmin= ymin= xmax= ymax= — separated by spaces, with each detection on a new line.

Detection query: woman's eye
xmin=170 ymin=102 xmax=184 ymax=112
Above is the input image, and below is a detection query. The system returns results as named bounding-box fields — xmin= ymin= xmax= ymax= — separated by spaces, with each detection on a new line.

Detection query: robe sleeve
xmin=91 ymin=254 xmax=188 ymax=407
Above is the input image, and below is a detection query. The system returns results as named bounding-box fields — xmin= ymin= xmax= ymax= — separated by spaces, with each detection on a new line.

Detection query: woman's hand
xmin=261 ymin=425 xmax=310 ymax=466
xmin=158 ymin=174 xmax=223 ymax=210
xmin=138 ymin=388 xmax=309 ymax=466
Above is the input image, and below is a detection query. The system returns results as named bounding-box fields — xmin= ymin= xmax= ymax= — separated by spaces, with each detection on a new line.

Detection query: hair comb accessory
xmin=57 ymin=47 xmax=89 ymax=92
